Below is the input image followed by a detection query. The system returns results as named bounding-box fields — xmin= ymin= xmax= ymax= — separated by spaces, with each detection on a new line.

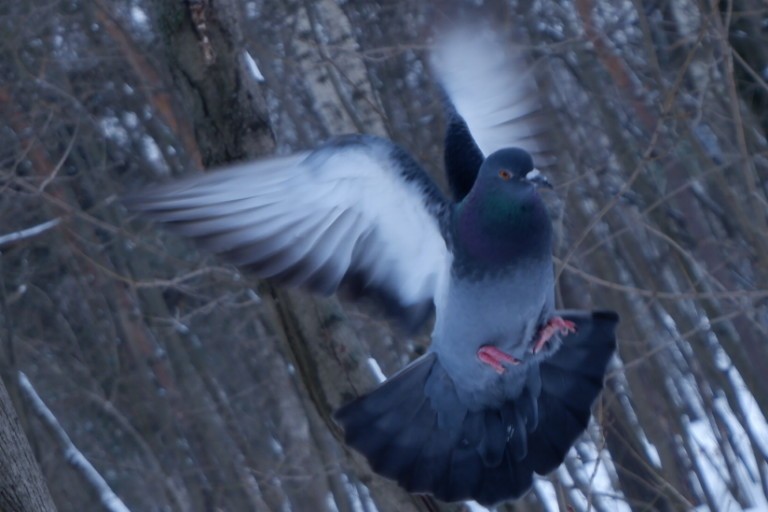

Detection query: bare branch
xmin=0 ymin=219 xmax=61 ymax=248
xmin=17 ymin=373 xmax=130 ymax=512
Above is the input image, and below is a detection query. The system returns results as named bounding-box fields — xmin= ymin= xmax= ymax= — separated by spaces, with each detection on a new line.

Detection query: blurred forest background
xmin=1 ymin=0 xmax=767 ymax=511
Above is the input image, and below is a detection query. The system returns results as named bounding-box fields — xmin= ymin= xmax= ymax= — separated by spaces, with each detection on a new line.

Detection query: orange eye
xmin=498 ymin=169 xmax=512 ymax=181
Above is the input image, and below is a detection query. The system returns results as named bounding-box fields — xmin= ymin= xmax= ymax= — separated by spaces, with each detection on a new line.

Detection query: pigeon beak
xmin=525 ymin=169 xmax=553 ymax=189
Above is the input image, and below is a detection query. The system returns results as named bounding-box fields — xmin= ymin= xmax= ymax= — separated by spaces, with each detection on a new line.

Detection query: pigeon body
xmin=433 ymin=148 xmax=556 ymax=408
xmin=126 ymin=27 xmax=618 ymax=506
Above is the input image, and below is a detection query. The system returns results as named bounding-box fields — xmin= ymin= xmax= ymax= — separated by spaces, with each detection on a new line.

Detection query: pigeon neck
xmin=453 ymin=183 xmax=552 ymax=271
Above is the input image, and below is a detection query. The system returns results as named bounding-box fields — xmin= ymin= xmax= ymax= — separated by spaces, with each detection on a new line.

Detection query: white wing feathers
xmin=431 ymin=28 xmax=545 ymax=158
xmin=126 ymin=137 xmax=450 ymax=324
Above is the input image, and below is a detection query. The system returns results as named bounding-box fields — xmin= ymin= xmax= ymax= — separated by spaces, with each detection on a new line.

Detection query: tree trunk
xmin=0 ymin=376 xmax=57 ymax=512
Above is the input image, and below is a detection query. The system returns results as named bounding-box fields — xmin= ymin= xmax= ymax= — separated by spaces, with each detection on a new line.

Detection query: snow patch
xmin=366 ymin=358 xmax=386 ymax=384
xmin=99 ymin=117 xmax=129 ymax=146
xmin=131 ymin=6 xmax=149 ymax=30
xmin=340 ymin=473 xmax=379 ymax=512
xmin=532 ymin=478 xmax=559 ymax=512
xmin=243 ymin=51 xmax=265 ymax=82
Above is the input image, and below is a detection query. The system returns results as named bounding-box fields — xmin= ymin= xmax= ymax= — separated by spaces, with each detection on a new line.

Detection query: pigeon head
xmin=453 ymin=147 xmax=552 ymax=269
xmin=479 ymin=147 xmax=551 ymax=188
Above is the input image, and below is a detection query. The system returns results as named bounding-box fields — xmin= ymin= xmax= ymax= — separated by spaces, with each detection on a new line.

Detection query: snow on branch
xmin=0 ymin=219 xmax=60 ymax=248
xmin=18 ymin=372 xmax=131 ymax=512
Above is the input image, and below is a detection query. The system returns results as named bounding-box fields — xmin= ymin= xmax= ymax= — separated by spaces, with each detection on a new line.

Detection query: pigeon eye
xmin=498 ymin=169 xmax=512 ymax=181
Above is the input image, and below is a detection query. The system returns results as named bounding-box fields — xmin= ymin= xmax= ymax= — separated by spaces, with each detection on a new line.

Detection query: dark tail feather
xmin=527 ymin=310 xmax=618 ymax=475
xmin=334 ymin=310 xmax=618 ymax=506
xmin=336 ymin=354 xmax=436 ymax=463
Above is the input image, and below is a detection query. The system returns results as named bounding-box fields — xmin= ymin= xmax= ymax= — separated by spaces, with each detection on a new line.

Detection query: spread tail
xmin=334 ymin=310 xmax=618 ymax=506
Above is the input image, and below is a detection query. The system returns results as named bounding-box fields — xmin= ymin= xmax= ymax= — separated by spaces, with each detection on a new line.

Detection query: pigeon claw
xmin=477 ymin=346 xmax=521 ymax=374
xmin=532 ymin=317 xmax=577 ymax=354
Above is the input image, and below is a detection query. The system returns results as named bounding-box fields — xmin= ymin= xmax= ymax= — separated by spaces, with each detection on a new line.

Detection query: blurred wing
xmin=432 ymin=28 xmax=549 ymax=200
xmin=125 ymin=135 xmax=451 ymax=328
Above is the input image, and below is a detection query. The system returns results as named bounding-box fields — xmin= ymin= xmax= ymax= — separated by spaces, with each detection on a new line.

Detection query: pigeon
xmin=124 ymin=27 xmax=618 ymax=506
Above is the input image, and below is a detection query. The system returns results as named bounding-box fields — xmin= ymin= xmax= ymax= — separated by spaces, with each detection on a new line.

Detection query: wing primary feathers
xmin=126 ymin=135 xmax=450 ymax=330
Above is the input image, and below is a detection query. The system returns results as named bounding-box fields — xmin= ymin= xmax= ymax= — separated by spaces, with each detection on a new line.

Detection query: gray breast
xmin=429 ymin=258 xmax=554 ymax=408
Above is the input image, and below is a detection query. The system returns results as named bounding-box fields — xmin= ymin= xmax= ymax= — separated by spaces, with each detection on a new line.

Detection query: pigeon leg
xmin=477 ymin=346 xmax=521 ymax=374
xmin=532 ymin=317 xmax=577 ymax=354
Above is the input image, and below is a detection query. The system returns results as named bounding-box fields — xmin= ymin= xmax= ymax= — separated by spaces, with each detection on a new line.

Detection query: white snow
xmin=574 ymin=438 xmax=632 ymax=512
xmin=0 ymin=218 xmax=61 ymax=247
xmin=366 ymin=358 xmax=386 ymax=384
xmin=141 ymin=135 xmax=162 ymax=164
xmin=141 ymin=135 xmax=169 ymax=175
xmin=729 ymin=367 xmax=768 ymax=457
xmin=532 ymin=478 xmax=559 ymax=512
xmin=122 ymin=111 xmax=139 ymax=128
xmin=245 ymin=2 xmax=259 ymax=19
xmin=130 ymin=6 xmax=149 ymax=31
xmin=99 ymin=116 xmax=129 ymax=145
xmin=243 ymin=51 xmax=265 ymax=82
xmin=339 ymin=473 xmax=379 ymax=512
xmin=687 ymin=416 xmax=740 ymax=511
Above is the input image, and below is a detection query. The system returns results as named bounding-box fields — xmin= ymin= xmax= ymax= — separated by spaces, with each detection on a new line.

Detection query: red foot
xmin=477 ymin=346 xmax=521 ymax=374
xmin=532 ymin=317 xmax=577 ymax=354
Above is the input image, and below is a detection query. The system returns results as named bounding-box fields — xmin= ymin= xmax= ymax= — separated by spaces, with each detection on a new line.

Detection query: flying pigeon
xmin=125 ymin=28 xmax=618 ymax=506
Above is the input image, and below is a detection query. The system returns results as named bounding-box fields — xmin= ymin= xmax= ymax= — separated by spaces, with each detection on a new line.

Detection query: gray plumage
xmin=125 ymin=27 xmax=618 ymax=506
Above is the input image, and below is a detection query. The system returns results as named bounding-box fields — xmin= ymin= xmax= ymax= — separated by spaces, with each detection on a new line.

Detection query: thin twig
xmin=0 ymin=218 xmax=61 ymax=248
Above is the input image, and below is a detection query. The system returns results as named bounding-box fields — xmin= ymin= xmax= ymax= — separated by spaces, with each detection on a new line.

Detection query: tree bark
xmin=0 ymin=376 xmax=57 ymax=512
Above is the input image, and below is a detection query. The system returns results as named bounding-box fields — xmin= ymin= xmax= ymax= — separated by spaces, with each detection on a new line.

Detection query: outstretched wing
xmin=431 ymin=27 xmax=548 ymax=200
xmin=125 ymin=134 xmax=451 ymax=329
